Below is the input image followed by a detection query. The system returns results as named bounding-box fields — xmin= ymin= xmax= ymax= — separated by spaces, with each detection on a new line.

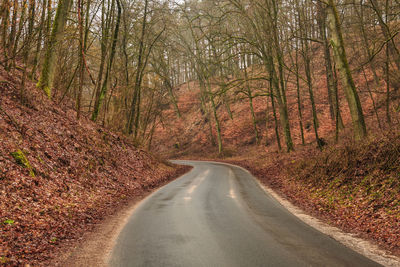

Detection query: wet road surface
xmin=109 ymin=161 xmax=380 ymax=267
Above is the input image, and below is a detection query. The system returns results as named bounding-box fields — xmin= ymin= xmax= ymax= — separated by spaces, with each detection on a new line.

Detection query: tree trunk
xmin=91 ymin=0 xmax=114 ymax=117
xmin=37 ymin=0 xmax=72 ymax=98
xmin=264 ymin=95 xmax=270 ymax=146
xmin=126 ymin=0 xmax=148 ymax=135
xmin=209 ymin=90 xmax=223 ymax=155
xmin=5 ymin=0 xmax=18 ymax=70
xmin=317 ymin=2 xmax=344 ymax=129
xmin=269 ymin=77 xmax=282 ymax=151
xmin=326 ymin=0 xmax=367 ymax=140
xmin=385 ymin=39 xmax=391 ymax=124
xmin=295 ymin=45 xmax=305 ymax=145
xmin=165 ymin=78 xmax=181 ymax=118
xmin=11 ymin=0 xmax=27 ymax=69
xmin=91 ymin=0 xmax=121 ymax=121
xmin=31 ymin=0 xmax=47 ymax=79
xmin=269 ymin=0 xmax=294 ymax=151
xmin=76 ymin=0 xmax=85 ymax=119
xmin=21 ymin=0 xmax=35 ymax=103
xmin=298 ymin=6 xmax=322 ymax=150
xmin=244 ymin=67 xmax=259 ymax=144
xmin=1 ymin=0 xmax=10 ymax=68
xmin=362 ymin=66 xmax=382 ymax=130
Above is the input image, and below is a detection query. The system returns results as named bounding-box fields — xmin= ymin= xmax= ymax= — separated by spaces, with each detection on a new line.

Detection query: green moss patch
xmin=10 ymin=150 xmax=35 ymax=177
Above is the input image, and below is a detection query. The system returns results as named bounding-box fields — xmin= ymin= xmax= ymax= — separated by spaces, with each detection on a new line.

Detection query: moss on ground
xmin=10 ymin=149 xmax=35 ymax=177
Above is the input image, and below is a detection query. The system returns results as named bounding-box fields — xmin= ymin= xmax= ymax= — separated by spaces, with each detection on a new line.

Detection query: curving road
xmin=109 ymin=161 xmax=380 ymax=267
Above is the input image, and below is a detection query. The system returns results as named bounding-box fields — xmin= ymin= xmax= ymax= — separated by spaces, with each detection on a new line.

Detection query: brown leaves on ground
xmin=0 ymin=68 xmax=188 ymax=266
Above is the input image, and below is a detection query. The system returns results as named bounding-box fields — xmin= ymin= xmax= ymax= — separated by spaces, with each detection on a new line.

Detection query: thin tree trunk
xmin=6 ymin=0 xmax=18 ymax=70
xmin=209 ymin=90 xmax=223 ymax=155
xmin=199 ymin=81 xmax=216 ymax=146
xmin=317 ymin=2 xmax=343 ymax=130
xmin=362 ymin=66 xmax=382 ymax=130
xmin=37 ymin=0 xmax=72 ymax=98
xmin=270 ymin=78 xmax=281 ymax=151
xmin=141 ymin=89 xmax=155 ymax=141
xmin=31 ymin=0 xmax=47 ymax=79
xmin=295 ymin=45 xmax=305 ymax=145
xmin=1 ymin=0 xmax=10 ymax=68
xmin=270 ymin=0 xmax=294 ymax=151
xmin=76 ymin=0 xmax=85 ymax=119
xmin=91 ymin=0 xmax=121 ymax=121
xmin=147 ymin=115 xmax=157 ymax=150
xmin=385 ymin=39 xmax=391 ymax=124
xmin=11 ymin=0 xmax=27 ymax=69
xmin=299 ymin=6 xmax=322 ymax=150
xmin=21 ymin=0 xmax=35 ymax=103
xmin=165 ymin=78 xmax=181 ymax=118
xmin=265 ymin=95 xmax=270 ymax=146
xmin=91 ymin=0 xmax=112 ymax=119
xmin=244 ymin=66 xmax=259 ymax=144
xmin=127 ymin=0 xmax=148 ymax=135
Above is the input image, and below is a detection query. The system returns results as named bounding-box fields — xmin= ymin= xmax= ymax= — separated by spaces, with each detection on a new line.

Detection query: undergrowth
xmin=290 ymin=131 xmax=400 ymax=195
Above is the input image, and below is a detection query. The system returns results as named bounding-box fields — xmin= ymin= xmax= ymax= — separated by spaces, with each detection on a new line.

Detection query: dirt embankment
xmin=0 ymin=67 xmax=189 ymax=266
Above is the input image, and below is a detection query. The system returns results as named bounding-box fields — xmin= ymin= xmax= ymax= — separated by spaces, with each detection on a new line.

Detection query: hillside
xmin=152 ymin=42 xmax=398 ymax=157
xmin=150 ymin=43 xmax=400 ymax=257
xmin=0 ymin=67 xmax=188 ymax=265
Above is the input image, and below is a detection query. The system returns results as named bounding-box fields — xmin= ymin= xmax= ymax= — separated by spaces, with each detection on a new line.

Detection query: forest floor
xmin=0 ymin=67 xmax=190 ymax=266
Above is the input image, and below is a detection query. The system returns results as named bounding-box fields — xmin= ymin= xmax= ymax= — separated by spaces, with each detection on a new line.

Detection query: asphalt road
xmin=109 ymin=161 xmax=381 ymax=267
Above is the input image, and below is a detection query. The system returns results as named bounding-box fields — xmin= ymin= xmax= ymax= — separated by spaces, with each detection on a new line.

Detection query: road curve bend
xmin=109 ymin=160 xmax=380 ymax=267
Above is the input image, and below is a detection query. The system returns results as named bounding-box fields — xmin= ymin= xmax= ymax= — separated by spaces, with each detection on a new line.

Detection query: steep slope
xmin=152 ymin=44 xmax=398 ymax=157
xmin=0 ymin=67 xmax=188 ymax=265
